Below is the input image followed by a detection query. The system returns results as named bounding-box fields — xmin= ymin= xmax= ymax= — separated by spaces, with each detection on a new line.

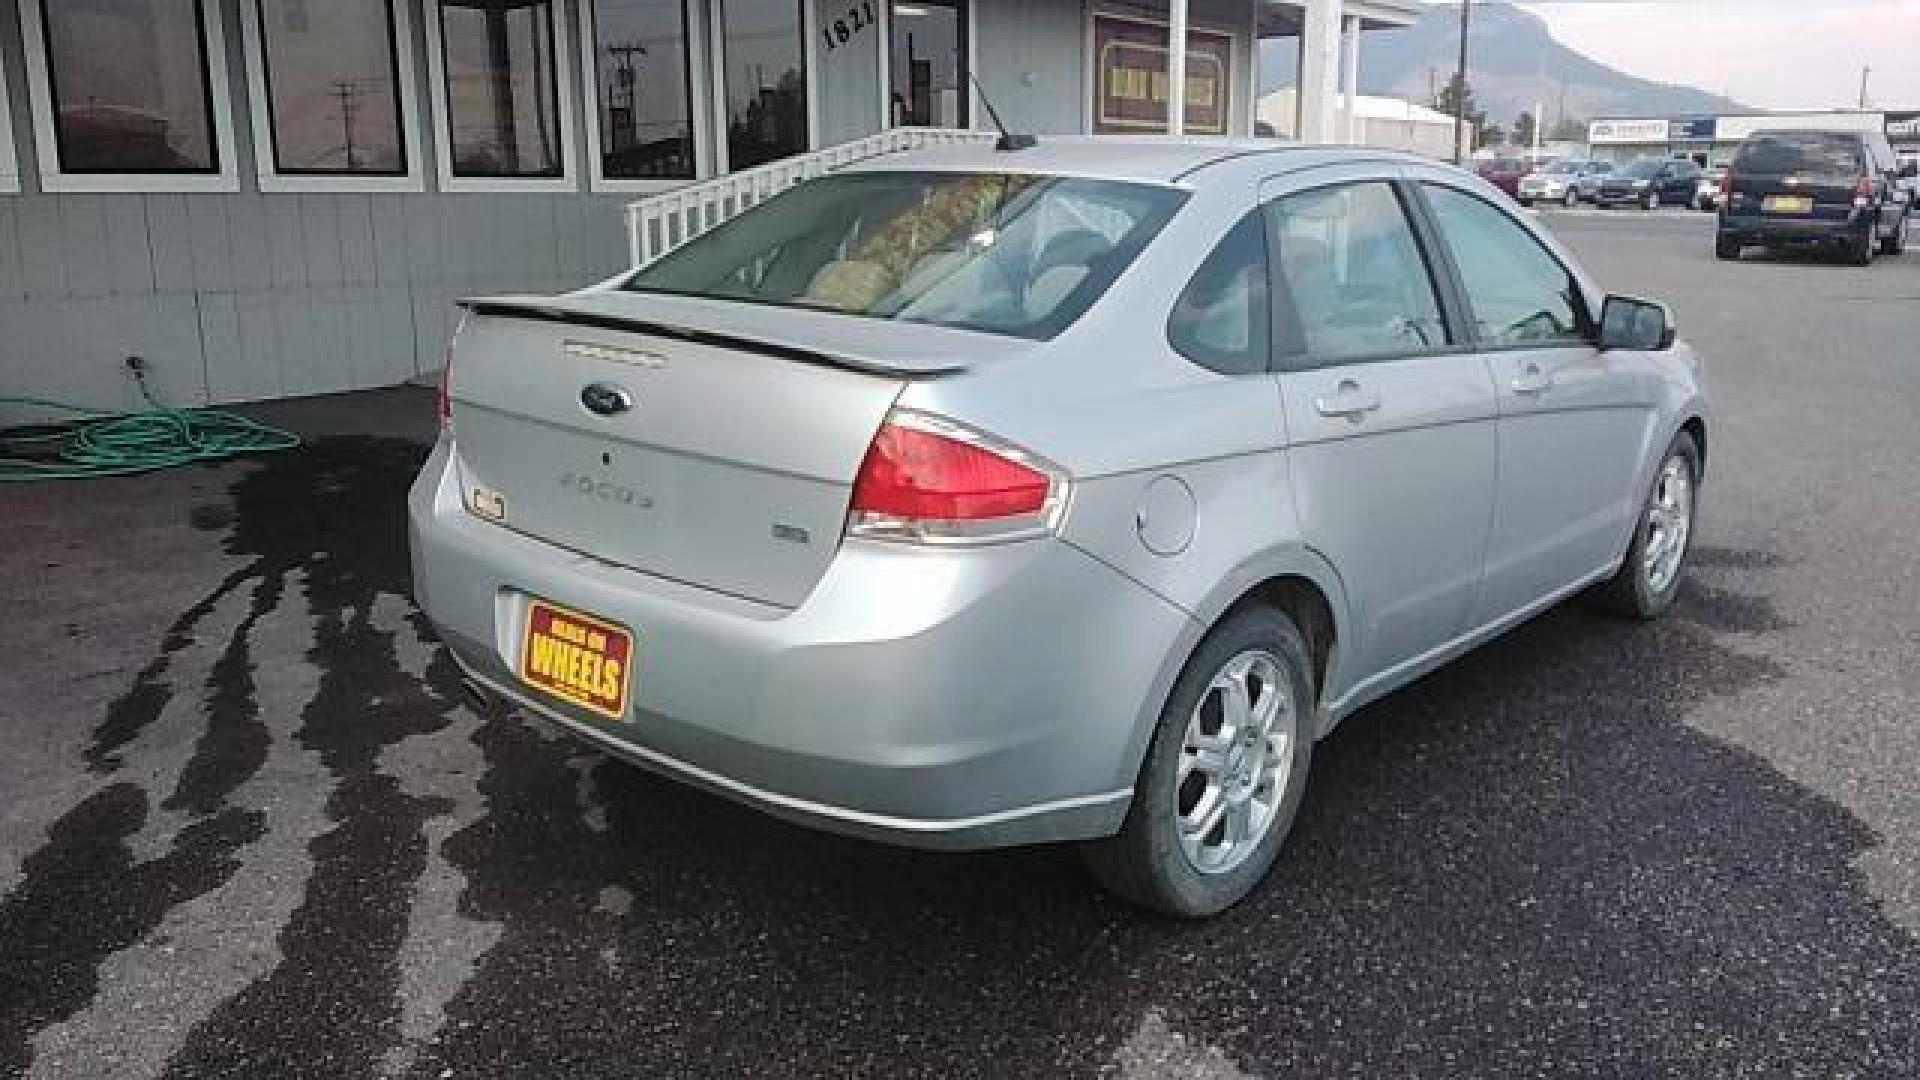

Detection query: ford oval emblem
xmin=580 ymin=382 xmax=634 ymax=417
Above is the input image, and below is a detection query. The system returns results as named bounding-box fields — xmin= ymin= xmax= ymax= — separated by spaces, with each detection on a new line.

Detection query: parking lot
xmin=4 ymin=207 xmax=1920 ymax=1078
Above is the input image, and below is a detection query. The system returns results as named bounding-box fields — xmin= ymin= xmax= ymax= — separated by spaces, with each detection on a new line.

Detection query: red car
xmin=1475 ymin=157 xmax=1531 ymax=197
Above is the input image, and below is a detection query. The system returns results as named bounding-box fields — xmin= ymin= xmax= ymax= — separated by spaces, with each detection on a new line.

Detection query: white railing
xmin=624 ymin=127 xmax=996 ymax=268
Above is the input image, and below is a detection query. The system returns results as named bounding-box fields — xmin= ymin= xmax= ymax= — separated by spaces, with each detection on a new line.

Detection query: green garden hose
xmin=0 ymin=370 xmax=300 ymax=481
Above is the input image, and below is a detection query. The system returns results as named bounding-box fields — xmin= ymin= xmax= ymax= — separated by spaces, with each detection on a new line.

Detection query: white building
xmin=1259 ymin=87 xmax=1468 ymax=158
xmin=1588 ymin=109 xmax=1920 ymax=169
xmin=0 ymin=0 xmax=1419 ymax=412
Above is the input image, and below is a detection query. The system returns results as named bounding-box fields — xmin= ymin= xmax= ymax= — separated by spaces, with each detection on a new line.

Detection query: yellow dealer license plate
xmin=519 ymin=600 xmax=633 ymax=720
xmin=1764 ymin=195 xmax=1812 ymax=214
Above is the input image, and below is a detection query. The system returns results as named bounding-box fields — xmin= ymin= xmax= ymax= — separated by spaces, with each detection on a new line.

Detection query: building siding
xmin=0 ymin=0 xmax=632 ymax=416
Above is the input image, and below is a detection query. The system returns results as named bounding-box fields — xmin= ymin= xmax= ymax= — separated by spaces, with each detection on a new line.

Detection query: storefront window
xmin=37 ymin=0 xmax=218 ymax=173
xmin=889 ymin=0 xmax=966 ymax=128
xmin=589 ymin=0 xmax=696 ymax=179
xmin=256 ymin=0 xmax=407 ymax=175
xmin=437 ymin=0 xmax=566 ymax=177
xmin=721 ymin=0 xmax=808 ymax=170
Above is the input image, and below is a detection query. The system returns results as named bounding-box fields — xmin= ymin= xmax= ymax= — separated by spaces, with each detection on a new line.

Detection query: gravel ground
xmin=2 ymin=211 xmax=1918 ymax=1078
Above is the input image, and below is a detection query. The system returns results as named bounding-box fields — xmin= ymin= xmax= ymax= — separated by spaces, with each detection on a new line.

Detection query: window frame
xmin=239 ymin=0 xmax=425 ymax=193
xmin=578 ymin=0 xmax=708 ymax=192
xmin=1259 ymin=175 xmax=1467 ymax=374
xmin=422 ymin=0 xmax=580 ymax=194
xmin=1412 ymin=178 xmax=1600 ymax=355
xmin=17 ymin=0 xmax=241 ymax=194
xmin=0 ymin=38 xmax=18 ymax=193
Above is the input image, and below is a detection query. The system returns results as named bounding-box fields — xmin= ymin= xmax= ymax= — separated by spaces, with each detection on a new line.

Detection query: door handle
xmin=1314 ymin=380 xmax=1382 ymax=419
xmin=1511 ymin=364 xmax=1554 ymax=395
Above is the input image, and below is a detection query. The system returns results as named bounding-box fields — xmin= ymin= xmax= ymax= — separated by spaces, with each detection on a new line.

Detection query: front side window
xmin=37 ymin=0 xmax=217 ymax=173
xmin=1265 ymin=181 xmax=1447 ymax=366
xmin=628 ymin=171 xmax=1185 ymax=339
xmin=1423 ymin=184 xmax=1591 ymax=348
xmin=721 ymin=0 xmax=808 ymax=169
xmin=1168 ymin=211 xmax=1269 ymax=376
xmin=437 ymin=0 xmax=565 ymax=177
xmin=588 ymin=0 xmax=696 ymax=180
xmin=255 ymin=0 xmax=407 ymax=175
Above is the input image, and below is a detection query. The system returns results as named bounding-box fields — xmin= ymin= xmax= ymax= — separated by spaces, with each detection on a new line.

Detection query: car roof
xmin=846 ymin=136 xmax=1305 ymax=186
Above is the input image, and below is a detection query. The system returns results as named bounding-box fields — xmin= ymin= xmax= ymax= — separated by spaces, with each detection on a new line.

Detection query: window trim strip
xmin=17 ymin=0 xmax=241 ymax=193
xmin=422 ymin=0 xmax=580 ymax=194
xmin=240 ymin=0 xmax=427 ymax=193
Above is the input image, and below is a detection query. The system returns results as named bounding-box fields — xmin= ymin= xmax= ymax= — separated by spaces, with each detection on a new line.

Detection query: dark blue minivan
xmin=1716 ymin=129 xmax=1915 ymax=264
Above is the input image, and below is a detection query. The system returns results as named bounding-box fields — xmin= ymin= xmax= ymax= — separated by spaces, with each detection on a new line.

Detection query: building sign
xmin=1092 ymin=12 xmax=1233 ymax=135
xmin=1668 ymin=117 xmax=1715 ymax=141
xmin=1589 ymin=118 xmax=1672 ymax=145
xmin=1886 ymin=111 xmax=1920 ymax=147
xmin=1715 ymin=112 xmax=1882 ymax=141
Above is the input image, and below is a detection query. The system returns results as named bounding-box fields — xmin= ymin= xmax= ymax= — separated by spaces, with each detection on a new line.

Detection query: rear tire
xmin=1715 ymin=234 xmax=1742 ymax=261
xmin=1850 ymin=227 xmax=1877 ymax=266
xmin=1881 ymin=213 xmax=1908 ymax=256
xmin=1081 ymin=606 xmax=1316 ymax=918
xmin=1588 ymin=431 xmax=1701 ymax=621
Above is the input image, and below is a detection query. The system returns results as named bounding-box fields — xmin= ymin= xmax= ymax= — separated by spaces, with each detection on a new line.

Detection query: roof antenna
xmin=970 ymin=74 xmax=1035 ymax=152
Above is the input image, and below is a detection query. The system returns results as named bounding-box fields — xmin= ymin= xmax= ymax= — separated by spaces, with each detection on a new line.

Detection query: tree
xmin=1478 ymin=123 xmax=1507 ymax=149
xmin=1549 ymin=115 xmax=1588 ymax=142
xmin=1438 ymin=74 xmax=1490 ymax=149
xmin=1514 ymin=111 xmax=1537 ymax=149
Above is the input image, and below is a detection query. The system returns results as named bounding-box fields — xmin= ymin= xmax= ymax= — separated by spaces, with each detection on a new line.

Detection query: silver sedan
xmin=409 ymin=138 xmax=1708 ymax=917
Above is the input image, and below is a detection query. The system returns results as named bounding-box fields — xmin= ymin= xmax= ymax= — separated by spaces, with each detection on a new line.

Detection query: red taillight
xmin=1719 ymin=169 xmax=1733 ymax=196
xmin=848 ymin=414 xmax=1063 ymax=543
xmin=1854 ymin=174 xmax=1874 ymax=204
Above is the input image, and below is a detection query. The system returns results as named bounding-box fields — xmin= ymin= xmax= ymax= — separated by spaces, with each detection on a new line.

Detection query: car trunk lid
xmin=445 ymin=292 xmax=1030 ymax=608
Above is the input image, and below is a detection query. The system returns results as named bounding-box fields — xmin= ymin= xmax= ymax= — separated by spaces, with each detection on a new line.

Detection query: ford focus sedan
xmin=410 ymin=139 xmax=1708 ymax=917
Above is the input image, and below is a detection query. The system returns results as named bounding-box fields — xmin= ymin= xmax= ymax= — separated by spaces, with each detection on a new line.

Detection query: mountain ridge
xmin=1261 ymin=3 xmax=1745 ymax=131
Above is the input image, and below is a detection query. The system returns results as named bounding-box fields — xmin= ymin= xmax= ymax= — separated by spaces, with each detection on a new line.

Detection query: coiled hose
xmin=0 ymin=369 xmax=300 ymax=481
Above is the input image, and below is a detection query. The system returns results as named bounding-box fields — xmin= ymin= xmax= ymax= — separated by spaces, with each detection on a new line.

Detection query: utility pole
xmin=329 ymin=80 xmax=361 ymax=171
xmin=1452 ymin=0 xmax=1471 ymax=164
xmin=1859 ymin=65 xmax=1871 ymax=109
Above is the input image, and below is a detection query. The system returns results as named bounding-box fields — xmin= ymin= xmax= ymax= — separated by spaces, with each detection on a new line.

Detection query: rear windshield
xmin=1621 ymin=159 xmax=1667 ymax=178
xmin=1542 ymin=161 xmax=1581 ymax=174
xmin=1735 ymin=132 xmax=1863 ymax=174
xmin=625 ymin=172 xmax=1187 ymax=340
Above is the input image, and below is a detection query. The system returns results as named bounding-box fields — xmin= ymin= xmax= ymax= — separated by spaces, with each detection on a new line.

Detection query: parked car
xmin=1716 ymin=128 xmax=1914 ymax=263
xmin=411 ymin=139 xmax=1709 ymax=918
xmin=1694 ymin=167 xmax=1728 ymax=211
xmin=1574 ymin=160 xmax=1617 ymax=203
xmin=1594 ymin=157 xmax=1704 ymax=209
xmin=1476 ymin=157 xmax=1531 ymax=198
xmin=1518 ymin=159 xmax=1602 ymax=207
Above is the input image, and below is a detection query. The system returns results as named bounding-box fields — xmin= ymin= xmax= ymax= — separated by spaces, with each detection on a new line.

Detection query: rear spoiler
xmin=459 ymin=297 xmax=966 ymax=378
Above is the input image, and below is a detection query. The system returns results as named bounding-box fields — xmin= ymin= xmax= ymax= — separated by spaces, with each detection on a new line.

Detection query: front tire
xmin=1082 ymin=606 xmax=1316 ymax=918
xmin=1588 ymin=431 xmax=1701 ymax=620
xmin=1881 ymin=213 xmax=1908 ymax=256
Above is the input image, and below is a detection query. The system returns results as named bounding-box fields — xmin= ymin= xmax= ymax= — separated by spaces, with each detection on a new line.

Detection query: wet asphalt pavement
xmin=3 ymin=211 xmax=1920 ymax=1078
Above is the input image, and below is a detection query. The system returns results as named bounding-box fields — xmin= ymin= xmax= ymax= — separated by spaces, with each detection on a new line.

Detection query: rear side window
xmin=1168 ymin=212 xmax=1270 ymax=376
xmin=1735 ymin=133 xmax=1863 ymax=174
xmin=1422 ymin=185 xmax=1592 ymax=348
xmin=1265 ymin=181 xmax=1448 ymax=367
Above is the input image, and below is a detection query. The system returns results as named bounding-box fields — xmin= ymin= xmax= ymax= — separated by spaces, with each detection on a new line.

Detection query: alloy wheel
xmin=1642 ymin=455 xmax=1694 ymax=594
xmin=1175 ymin=650 xmax=1296 ymax=876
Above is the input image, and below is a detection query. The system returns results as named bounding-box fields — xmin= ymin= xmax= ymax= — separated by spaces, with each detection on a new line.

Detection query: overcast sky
xmin=1508 ymin=1 xmax=1920 ymax=111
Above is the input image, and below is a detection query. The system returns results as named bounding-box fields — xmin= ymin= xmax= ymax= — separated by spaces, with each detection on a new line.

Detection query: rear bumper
xmin=407 ymin=436 xmax=1192 ymax=850
xmin=1719 ymin=210 xmax=1867 ymax=243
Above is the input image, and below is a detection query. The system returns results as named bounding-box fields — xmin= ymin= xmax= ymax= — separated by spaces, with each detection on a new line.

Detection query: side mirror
xmin=1599 ymin=294 xmax=1676 ymax=352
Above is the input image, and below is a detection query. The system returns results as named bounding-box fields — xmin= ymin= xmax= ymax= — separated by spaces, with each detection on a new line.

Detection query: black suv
xmin=1594 ymin=157 xmax=1702 ymax=210
xmin=1717 ymin=129 xmax=1916 ymax=263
